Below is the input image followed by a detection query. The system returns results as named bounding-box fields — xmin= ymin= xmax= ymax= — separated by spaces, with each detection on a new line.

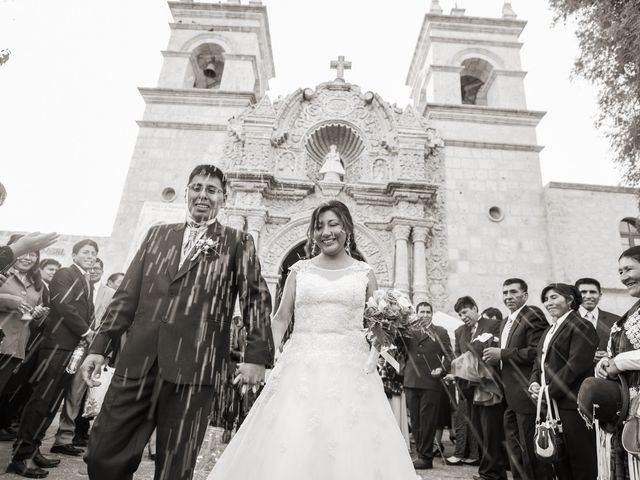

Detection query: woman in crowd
xmin=579 ymin=245 xmax=640 ymax=480
xmin=529 ymin=283 xmax=598 ymax=480
xmin=0 ymin=235 xmax=48 ymax=394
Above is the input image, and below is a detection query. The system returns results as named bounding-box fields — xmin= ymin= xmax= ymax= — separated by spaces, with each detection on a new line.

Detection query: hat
xmin=577 ymin=376 xmax=629 ymax=433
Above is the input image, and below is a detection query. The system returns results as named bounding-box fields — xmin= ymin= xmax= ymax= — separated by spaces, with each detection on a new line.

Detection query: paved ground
xmin=0 ymin=421 xmax=478 ymax=479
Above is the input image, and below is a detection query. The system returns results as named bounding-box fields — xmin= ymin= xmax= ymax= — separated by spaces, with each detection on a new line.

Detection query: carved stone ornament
xmin=222 ymin=76 xmax=448 ymax=304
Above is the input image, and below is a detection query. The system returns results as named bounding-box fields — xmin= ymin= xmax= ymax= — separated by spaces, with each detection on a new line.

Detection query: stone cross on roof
xmin=330 ymin=55 xmax=351 ymax=81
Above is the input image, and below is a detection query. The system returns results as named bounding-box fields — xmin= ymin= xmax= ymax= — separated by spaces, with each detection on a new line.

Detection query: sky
xmin=0 ymin=0 xmax=623 ymax=235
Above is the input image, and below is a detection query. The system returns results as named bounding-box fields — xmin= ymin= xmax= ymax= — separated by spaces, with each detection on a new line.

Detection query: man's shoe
xmin=72 ymin=437 xmax=88 ymax=448
xmin=0 ymin=427 xmax=17 ymax=441
xmin=445 ymin=456 xmax=464 ymax=465
xmin=463 ymin=458 xmax=480 ymax=466
xmin=6 ymin=459 xmax=49 ymax=478
xmin=33 ymin=451 xmax=60 ymax=469
xmin=412 ymin=458 xmax=433 ymax=470
xmin=50 ymin=444 xmax=83 ymax=456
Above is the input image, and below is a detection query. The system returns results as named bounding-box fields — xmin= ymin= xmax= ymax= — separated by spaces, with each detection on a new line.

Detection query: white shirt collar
xmin=185 ymin=214 xmax=217 ymax=229
xmin=72 ymin=263 xmax=88 ymax=276
xmin=552 ymin=310 xmax=572 ymax=328
xmin=578 ymin=305 xmax=599 ymax=320
xmin=509 ymin=304 xmax=527 ymax=322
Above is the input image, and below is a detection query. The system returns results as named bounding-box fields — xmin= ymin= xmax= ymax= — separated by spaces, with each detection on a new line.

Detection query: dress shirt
xmin=500 ymin=304 xmax=526 ymax=349
xmin=541 ymin=311 xmax=571 ymax=357
xmin=179 ymin=216 xmax=218 ymax=267
xmin=578 ymin=305 xmax=599 ymax=329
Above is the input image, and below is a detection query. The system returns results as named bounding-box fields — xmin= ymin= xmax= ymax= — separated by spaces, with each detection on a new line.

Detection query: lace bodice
xmin=289 ymin=259 xmax=371 ymax=335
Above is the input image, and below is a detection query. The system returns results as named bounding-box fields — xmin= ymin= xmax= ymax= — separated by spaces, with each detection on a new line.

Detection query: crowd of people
xmin=381 ymin=265 xmax=640 ymax=480
xmin=0 ymin=165 xmax=639 ymax=480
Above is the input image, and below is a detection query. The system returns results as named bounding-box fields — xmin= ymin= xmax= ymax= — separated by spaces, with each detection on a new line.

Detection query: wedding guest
xmin=9 ymin=239 xmax=98 ymax=478
xmin=0 ymin=233 xmax=58 ymax=272
xmin=94 ymin=272 xmax=124 ymax=326
xmin=579 ymin=246 xmax=640 ymax=480
xmin=575 ymin=277 xmax=620 ymax=362
xmin=482 ymin=278 xmax=549 ymax=480
xmin=458 ymin=299 xmax=506 ymax=480
xmin=38 ymin=259 xmax=61 ymax=287
xmin=0 ymin=236 xmax=48 ymax=394
xmin=529 ymin=283 xmax=598 ymax=480
xmin=403 ymin=301 xmax=452 ymax=470
xmin=53 ymin=253 xmax=103 ymax=453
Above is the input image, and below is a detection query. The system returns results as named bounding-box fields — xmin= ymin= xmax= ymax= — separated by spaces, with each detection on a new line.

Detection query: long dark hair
xmin=304 ymin=200 xmax=365 ymax=262
xmin=7 ymin=234 xmax=44 ymax=292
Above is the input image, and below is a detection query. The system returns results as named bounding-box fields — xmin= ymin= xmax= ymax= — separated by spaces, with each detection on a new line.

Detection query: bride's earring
xmin=345 ymin=234 xmax=352 ymax=256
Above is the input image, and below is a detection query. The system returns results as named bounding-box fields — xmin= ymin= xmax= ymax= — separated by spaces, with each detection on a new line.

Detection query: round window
xmin=161 ymin=187 xmax=176 ymax=203
xmin=488 ymin=206 xmax=504 ymax=222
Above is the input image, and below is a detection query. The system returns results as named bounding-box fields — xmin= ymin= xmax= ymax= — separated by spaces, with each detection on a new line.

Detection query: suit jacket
xmin=42 ymin=264 xmax=94 ymax=351
xmin=90 ymin=221 xmax=274 ymax=386
xmin=594 ymin=309 xmax=620 ymax=351
xmin=530 ymin=310 xmax=598 ymax=410
xmin=403 ymin=325 xmax=453 ymax=390
xmin=500 ymin=305 xmax=549 ymax=414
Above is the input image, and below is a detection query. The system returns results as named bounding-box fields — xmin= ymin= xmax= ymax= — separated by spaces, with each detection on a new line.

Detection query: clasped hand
xmin=595 ymin=357 xmax=620 ymax=379
xmin=233 ymin=362 xmax=266 ymax=394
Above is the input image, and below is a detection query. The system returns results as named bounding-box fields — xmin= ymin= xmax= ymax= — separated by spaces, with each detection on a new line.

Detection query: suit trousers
xmin=472 ymin=402 xmax=507 ymax=480
xmin=0 ymin=341 xmax=42 ymax=429
xmin=13 ymin=349 xmax=73 ymax=460
xmin=504 ymin=407 xmax=551 ymax=480
xmin=552 ymin=408 xmax=597 ymax=480
xmin=85 ymin=362 xmax=215 ymax=480
xmin=54 ymin=356 xmax=88 ymax=446
xmin=453 ymin=386 xmax=480 ymax=460
xmin=405 ymin=387 xmax=440 ymax=461
xmin=0 ymin=355 xmax=22 ymax=395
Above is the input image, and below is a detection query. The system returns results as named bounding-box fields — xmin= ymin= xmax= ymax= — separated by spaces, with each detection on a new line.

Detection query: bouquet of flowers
xmin=363 ymin=289 xmax=415 ymax=374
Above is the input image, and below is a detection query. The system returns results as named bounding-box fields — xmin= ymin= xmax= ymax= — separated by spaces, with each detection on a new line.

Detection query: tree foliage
xmin=548 ymin=0 xmax=640 ymax=185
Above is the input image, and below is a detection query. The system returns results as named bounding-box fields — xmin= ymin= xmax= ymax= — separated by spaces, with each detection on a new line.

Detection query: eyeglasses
xmin=187 ymin=183 xmax=224 ymax=196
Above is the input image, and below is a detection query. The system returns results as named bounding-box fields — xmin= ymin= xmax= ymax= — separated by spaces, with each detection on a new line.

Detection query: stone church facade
xmin=8 ymin=0 xmax=637 ymax=315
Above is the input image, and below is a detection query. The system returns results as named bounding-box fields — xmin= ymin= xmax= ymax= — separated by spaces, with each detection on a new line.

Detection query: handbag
xmin=533 ymin=355 xmax=566 ymax=462
xmin=622 ymin=393 xmax=640 ymax=456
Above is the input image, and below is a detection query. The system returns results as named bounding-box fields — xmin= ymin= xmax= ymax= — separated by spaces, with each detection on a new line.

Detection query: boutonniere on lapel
xmin=190 ymin=237 xmax=221 ymax=262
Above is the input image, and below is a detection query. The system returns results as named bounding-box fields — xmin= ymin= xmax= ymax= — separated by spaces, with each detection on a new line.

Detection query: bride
xmin=207 ymin=200 xmax=418 ymax=479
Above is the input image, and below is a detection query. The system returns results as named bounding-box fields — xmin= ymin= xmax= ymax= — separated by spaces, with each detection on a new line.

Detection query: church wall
xmin=431 ymin=114 xmax=540 ymax=145
xmin=544 ymin=182 xmax=640 ymax=315
xmin=444 ymin=145 xmax=552 ymax=314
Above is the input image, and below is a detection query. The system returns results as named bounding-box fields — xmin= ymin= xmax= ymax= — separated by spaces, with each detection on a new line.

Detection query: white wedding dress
xmin=206 ymin=259 xmax=417 ymax=479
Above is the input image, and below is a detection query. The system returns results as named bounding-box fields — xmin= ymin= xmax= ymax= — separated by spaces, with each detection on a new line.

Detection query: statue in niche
xmin=373 ymin=159 xmax=388 ymax=181
xmin=319 ymin=145 xmax=345 ymax=183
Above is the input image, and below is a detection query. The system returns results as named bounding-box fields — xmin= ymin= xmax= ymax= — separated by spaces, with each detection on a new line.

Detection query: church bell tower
xmin=406 ymin=1 xmax=553 ymax=309
xmin=106 ymin=0 xmax=275 ymax=270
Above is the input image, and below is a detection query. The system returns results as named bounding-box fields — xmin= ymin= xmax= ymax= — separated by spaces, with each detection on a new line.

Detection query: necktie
xmin=584 ymin=311 xmax=596 ymax=327
xmin=181 ymin=221 xmax=206 ymax=267
xmin=501 ymin=316 xmax=515 ymax=349
xmin=84 ymin=272 xmax=92 ymax=292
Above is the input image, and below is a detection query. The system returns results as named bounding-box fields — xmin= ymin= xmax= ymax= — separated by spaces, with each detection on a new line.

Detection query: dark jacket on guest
xmin=404 ymin=325 xmax=453 ymax=390
xmin=500 ymin=305 xmax=549 ymax=414
xmin=41 ymin=264 xmax=94 ymax=352
xmin=594 ymin=309 xmax=620 ymax=351
xmin=530 ymin=310 xmax=598 ymax=409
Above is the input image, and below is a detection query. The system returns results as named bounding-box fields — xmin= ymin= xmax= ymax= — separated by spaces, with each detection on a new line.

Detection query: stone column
xmin=246 ymin=213 xmax=266 ymax=249
xmin=412 ymin=226 xmax=429 ymax=304
xmin=392 ymin=225 xmax=411 ymax=296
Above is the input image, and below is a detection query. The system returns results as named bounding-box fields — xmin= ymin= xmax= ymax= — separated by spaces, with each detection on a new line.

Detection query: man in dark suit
xmin=575 ymin=277 xmax=620 ymax=362
xmin=404 ymin=301 xmax=453 ymax=470
xmin=482 ymin=278 xmax=549 ymax=480
xmin=9 ymin=239 xmax=98 ymax=478
xmin=80 ymin=165 xmax=273 ymax=480
xmin=454 ymin=296 xmax=506 ymax=480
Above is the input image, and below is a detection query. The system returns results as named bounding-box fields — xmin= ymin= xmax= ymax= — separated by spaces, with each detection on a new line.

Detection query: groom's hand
xmin=234 ymin=362 xmax=265 ymax=392
xmin=82 ymin=354 xmax=107 ymax=387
